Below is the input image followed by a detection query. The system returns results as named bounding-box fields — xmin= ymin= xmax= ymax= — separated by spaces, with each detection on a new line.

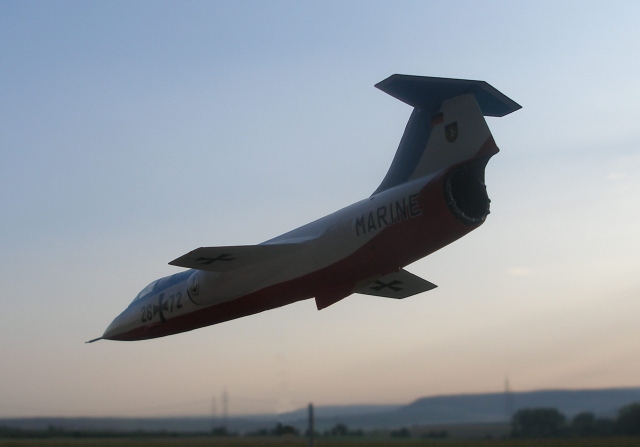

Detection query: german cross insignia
xmin=445 ymin=122 xmax=458 ymax=143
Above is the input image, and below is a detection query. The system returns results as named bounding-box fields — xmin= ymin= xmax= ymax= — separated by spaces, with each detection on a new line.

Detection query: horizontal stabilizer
xmin=169 ymin=243 xmax=303 ymax=272
xmin=376 ymin=74 xmax=521 ymax=117
xmin=355 ymin=269 xmax=437 ymax=299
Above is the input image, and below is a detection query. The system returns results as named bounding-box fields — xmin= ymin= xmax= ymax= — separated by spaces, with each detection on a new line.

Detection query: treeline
xmin=234 ymin=422 xmax=364 ymax=438
xmin=512 ymin=402 xmax=640 ymax=438
xmin=3 ymin=403 xmax=639 ymax=440
xmin=239 ymin=423 xmax=444 ymax=439
xmin=0 ymin=425 xmax=202 ymax=439
xmin=0 ymin=423 xmax=365 ymax=440
xmin=0 ymin=422 xmax=436 ymax=440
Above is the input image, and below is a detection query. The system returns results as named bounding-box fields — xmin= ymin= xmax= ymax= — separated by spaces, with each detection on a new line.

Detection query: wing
xmin=169 ymin=243 xmax=304 ymax=272
xmin=355 ymin=269 xmax=437 ymax=299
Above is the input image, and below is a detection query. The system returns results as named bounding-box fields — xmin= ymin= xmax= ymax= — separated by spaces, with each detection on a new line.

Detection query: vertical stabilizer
xmin=372 ymin=75 xmax=520 ymax=196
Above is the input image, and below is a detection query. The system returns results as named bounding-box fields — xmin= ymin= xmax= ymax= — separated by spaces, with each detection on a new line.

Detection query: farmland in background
xmin=2 ymin=437 xmax=640 ymax=447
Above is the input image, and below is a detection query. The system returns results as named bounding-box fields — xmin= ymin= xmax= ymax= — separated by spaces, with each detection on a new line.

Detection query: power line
xmin=504 ymin=375 xmax=514 ymax=422
xmin=222 ymin=388 xmax=228 ymax=428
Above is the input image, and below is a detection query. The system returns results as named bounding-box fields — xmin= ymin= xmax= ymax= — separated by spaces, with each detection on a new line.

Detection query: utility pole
xmin=308 ymin=403 xmax=315 ymax=447
xmin=222 ymin=388 xmax=229 ymax=429
xmin=504 ymin=376 xmax=514 ymax=422
xmin=211 ymin=398 xmax=217 ymax=431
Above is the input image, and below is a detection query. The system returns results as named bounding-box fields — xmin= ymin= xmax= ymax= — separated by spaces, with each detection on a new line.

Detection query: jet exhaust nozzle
xmin=444 ymin=158 xmax=491 ymax=225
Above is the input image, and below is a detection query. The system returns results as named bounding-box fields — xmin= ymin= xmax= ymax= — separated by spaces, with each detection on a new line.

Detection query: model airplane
xmin=89 ymin=74 xmax=520 ymax=342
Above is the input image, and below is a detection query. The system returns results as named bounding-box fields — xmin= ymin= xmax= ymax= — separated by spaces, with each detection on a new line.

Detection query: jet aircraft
xmin=89 ymin=74 xmax=520 ymax=342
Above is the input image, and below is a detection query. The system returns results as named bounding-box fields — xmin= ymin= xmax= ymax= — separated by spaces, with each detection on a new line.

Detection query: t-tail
xmin=372 ymin=75 xmax=521 ymax=196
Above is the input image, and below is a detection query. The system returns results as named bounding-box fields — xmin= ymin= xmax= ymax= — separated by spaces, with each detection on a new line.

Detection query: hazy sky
xmin=1 ymin=1 xmax=639 ymax=418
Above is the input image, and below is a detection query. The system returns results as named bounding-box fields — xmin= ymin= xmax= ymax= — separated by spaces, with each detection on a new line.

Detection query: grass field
xmin=2 ymin=438 xmax=640 ymax=447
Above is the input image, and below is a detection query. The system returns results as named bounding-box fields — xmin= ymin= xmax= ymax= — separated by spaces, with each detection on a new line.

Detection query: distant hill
xmin=318 ymin=387 xmax=640 ymax=429
xmin=278 ymin=404 xmax=401 ymax=421
xmin=2 ymin=387 xmax=639 ymax=433
xmin=300 ymin=388 xmax=640 ymax=429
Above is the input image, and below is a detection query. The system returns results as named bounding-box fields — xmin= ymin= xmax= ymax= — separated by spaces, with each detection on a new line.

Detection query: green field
xmin=2 ymin=438 xmax=640 ymax=447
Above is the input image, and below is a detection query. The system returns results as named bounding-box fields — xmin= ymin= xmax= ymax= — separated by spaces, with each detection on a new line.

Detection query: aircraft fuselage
xmin=91 ymin=75 xmax=520 ymax=342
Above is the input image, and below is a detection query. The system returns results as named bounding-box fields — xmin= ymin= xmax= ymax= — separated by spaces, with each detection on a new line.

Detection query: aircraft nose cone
xmin=102 ymin=312 xmax=128 ymax=340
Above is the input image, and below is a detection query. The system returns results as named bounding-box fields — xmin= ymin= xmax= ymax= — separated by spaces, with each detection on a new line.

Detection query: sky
xmin=1 ymin=1 xmax=639 ymax=418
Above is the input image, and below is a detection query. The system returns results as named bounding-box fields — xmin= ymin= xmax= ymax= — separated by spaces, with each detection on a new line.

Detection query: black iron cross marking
xmin=371 ymin=280 xmax=403 ymax=292
xmin=195 ymin=254 xmax=235 ymax=265
xmin=153 ymin=293 xmax=169 ymax=323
